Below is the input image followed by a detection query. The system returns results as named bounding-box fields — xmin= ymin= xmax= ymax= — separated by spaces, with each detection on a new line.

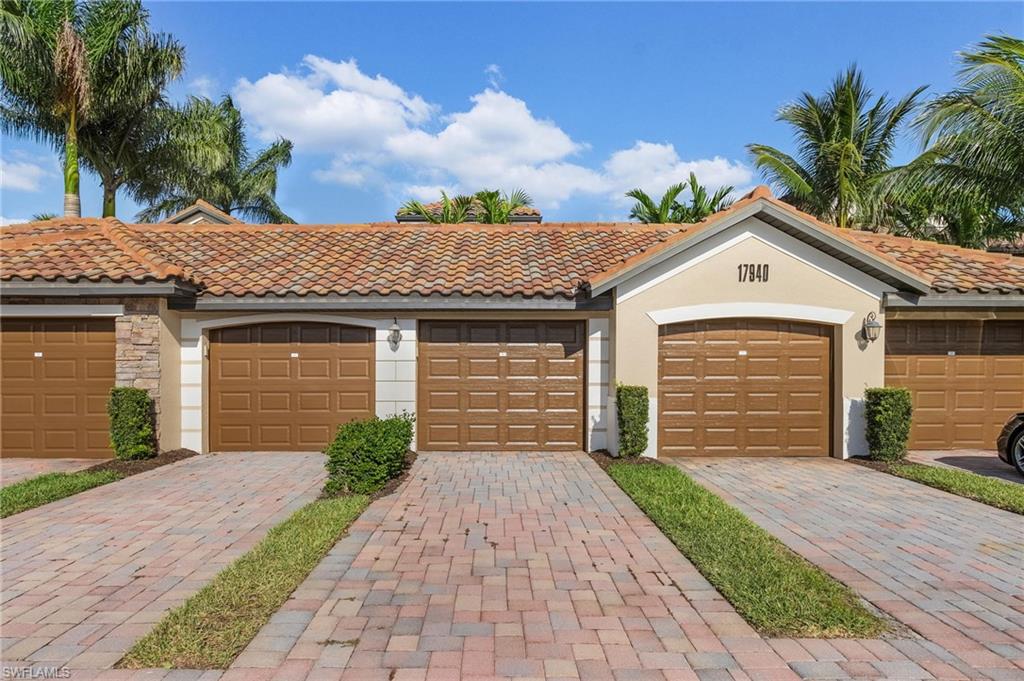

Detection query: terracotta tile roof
xmin=845 ymin=232 xmax=1024 ymax=294
xmin=164 ymin=199 xmax=242 ymax=225
xmin=1 ymin=218 xmax=188 ymax=283
xmin=2 ymin=196 xmax=1021 ymax=299
xmin=131 ymin=223 xmax=681 ymax=297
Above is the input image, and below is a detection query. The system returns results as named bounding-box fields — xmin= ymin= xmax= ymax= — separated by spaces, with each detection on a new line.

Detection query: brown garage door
xmin=885 ymin=320 xmax=1024 ymax=449
xmin=659 ymin=319 xmax=832 ymax=457
xmin=418 ymin=320 xmax=585 ymax=450
xmin=210 ymin=322 xmax=374 ymax=451
xmin=1 ymin=318 xmax=115 ymax=458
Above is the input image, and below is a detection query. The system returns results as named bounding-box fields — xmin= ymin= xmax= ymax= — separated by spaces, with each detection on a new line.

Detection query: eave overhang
xmin=169 ymin=292 xmax=613 ymax=312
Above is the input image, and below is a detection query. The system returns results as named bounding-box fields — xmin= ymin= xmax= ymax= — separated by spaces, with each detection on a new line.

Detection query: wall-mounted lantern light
xmin=388 ymin=318 xmax=403 ymax=350
xmin=863 ymin=311 xmax=882 ymax=343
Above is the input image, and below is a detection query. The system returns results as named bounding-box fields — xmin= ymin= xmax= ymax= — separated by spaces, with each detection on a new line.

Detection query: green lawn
xmin=1 ymin=470 xmax=123 ymax=518
xmin=120 ymin=494 xmax=369 ymax=669
xmin=888 ymin=461 xmax=1023 ymax=514
xmin=607 ymin=461 xmax=887 ymax=638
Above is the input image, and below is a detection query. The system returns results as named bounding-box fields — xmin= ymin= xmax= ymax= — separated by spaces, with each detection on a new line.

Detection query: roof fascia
xmin=173 ymin=293 xmax=612 ymax=312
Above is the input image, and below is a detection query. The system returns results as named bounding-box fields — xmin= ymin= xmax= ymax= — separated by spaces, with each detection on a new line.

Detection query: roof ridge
xmin=98 ymin=219 xmax=192 ymax=281
xmin=126 ymin=221 xmax=687 ymax=234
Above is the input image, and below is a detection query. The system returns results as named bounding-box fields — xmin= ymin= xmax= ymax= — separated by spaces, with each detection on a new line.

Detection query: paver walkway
xmin=226 ymin=451 xmax=784 ymax=681
xmin=1 ymin=458 xmax=102 ymax=486
xmin=0 ymin=452 xmax=325 ymax=670
xmin=675 ymin=457 xmax=1024 ymax=681
xmin=908 ymin=450 xmax=1021 ymax=484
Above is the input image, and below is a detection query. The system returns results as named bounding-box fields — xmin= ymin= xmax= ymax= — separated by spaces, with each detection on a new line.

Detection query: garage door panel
xmin=418 ymin=321 xmax=584 ymax=451
xmin=210 ymin=322 xmax=374 ymax=451
xmin=659 ymin=319 xmax=831 ymax=457
xmin=885 ymin=320 xmax=1024 ymax=449
xmin=2 ymin=318 xmax=115 ymax=458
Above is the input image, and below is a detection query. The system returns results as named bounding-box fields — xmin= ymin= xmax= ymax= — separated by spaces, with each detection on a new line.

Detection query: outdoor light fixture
xmin=388 ymin=319 xmax=402 ymax=350
xmin=863 ymin=312 xmax=882 ymax=343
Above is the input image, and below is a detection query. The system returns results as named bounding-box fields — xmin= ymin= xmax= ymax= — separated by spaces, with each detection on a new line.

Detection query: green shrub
xmin=865 ymin=387 xmax=913 ymax=461
xmin=616 ymin=384 xmax=649 ymax=457
xmin=324 ymin=414 xmax=413 ymax=495
xmin=108 ymin=387 xmax=156 ymax=460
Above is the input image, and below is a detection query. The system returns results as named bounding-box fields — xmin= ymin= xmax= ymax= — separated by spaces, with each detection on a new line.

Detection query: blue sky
xmin=1 ymin=1 xmax=1021 ymax=224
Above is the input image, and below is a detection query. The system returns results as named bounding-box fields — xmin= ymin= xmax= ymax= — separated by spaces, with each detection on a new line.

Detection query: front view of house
xmin=2 ymin=187 xmax=1022 ymax=459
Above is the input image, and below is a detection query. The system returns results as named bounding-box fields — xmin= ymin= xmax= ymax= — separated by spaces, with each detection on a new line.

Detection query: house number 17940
xmin=737 ymin=263 xmax=770 ymax=283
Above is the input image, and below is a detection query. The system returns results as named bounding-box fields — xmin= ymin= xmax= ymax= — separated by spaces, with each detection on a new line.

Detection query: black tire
xmin=1011 ymin=427 xmax=1024 ymax=477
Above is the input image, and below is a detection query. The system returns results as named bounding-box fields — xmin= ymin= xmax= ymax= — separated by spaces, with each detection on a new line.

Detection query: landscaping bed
xmin=0 ymin=449 xmax=199 ymax=518
xmin=853 ymin=458 xmax=1024 ymax=515
xmin=591 ymin=452 xmax=888 ymax=638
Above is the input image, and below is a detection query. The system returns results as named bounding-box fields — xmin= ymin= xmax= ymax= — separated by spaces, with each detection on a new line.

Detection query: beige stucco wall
xmin=611 ymin=216 xmax=892 ymax=458
xmin=157 ymin=301 xmax=182 ymax=451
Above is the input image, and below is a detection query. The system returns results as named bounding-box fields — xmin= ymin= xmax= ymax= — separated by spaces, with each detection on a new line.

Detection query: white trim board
xmin=648 ymin=302 xmax=854 ymax=326
xmin=617 ymin=218 xmax=895 ymax=303
xmin=0 ymin=304 xmax=124 ymax=317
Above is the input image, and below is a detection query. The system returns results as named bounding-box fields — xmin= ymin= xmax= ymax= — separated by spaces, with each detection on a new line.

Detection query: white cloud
xmin=484 ymin=64 xmax=504 ymax=90
xmin=234 ymin=57 xmax=751 ymax=213
xmin=189 ymin=75 xmax=217 ymax=98
xmin=603 ymin=142 xmax=754 ymax=206
xmin=0 ymin=216 xmax=29 ymax=226
xmin=0 ymin=159 xmax=48 ymax=192
xmin=235 ymin=56 xmax=435 ymax=151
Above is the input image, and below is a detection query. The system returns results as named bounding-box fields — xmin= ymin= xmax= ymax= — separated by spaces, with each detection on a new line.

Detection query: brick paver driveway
xmin=1 ymin=458 xmax=102 ymax=486
xmin=908 ymin=450 xmax=1021 ymax=484
xmin=0 ymin=452 xmax=324 ymax=670
xmin=676 ymin=458 xmax=1024 ymax=681
xmin=228 ymin=451 xmax=785 ymax=681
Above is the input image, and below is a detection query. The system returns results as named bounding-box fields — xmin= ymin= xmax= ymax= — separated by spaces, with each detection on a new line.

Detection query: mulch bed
xmin=848 ymin=457 xmax=898 ymax=474
xmin=588 ymin=450 xmax=662 ymax=472
xmin=83 ymin=448 xmax=199 ymax=477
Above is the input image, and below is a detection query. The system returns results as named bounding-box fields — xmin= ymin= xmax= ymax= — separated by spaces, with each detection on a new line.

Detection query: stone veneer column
xmin=115 ymin=298 xmax=162 ymax=439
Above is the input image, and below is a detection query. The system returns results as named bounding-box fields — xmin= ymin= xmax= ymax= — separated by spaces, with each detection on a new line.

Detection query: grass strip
xmin=607 ymin=461 xmax=887 ymax=638
xmin=1 ymin=470 xmax=123 ymax=518
xmin=120 ymin=494 xmax=368 ymax=669
xmin=888 ymin=461 xmax=1023 ymax=514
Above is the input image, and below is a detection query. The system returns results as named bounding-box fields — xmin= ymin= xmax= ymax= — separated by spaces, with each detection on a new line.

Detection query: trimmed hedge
xmin=108 ymin=387 xmax=156 ymax=461
xmin=865 ymin=387 xmax=913 ymax=462
xmin=616 ymin=384 xmax=649 ymax=457
xmin=324 ymin=414 xmax=414 ymax=495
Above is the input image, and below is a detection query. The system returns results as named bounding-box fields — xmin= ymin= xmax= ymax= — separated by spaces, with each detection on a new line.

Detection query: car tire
xmin=1011 ymin=427 xmax=1024 ymax=477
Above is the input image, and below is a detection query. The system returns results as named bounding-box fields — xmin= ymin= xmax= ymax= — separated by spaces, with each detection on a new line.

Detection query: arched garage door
xmin=659 ymin=319 xmax=832 ymax=457
xmin=209 ymin=322 xmax=374 ymax=451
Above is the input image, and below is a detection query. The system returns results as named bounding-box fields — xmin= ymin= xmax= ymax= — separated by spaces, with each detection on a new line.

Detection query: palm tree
xmin=626 ymin=183 xmax=686 ymax=223
xmin=473 ymin=189 xmax=532 ymax=224
xmin=0 ymin=0 xmax=181 ymax=217
xmin=885 ymin=35 xmax=1024 ymax=243
xmin=626 ymin=173 xmax=734 ymax=223
xmin=84 ymin=97 xmax=230 ymax=217
xmin=399 ymin=191 xmax=474 ymax=224
xmin=138 ymin=97 xmax=295 ymax=224
xmin=747 ymin=67 xmax=925 ymax=229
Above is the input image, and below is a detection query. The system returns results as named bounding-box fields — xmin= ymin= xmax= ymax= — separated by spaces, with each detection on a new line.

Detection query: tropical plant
xmin=398 ymin=191 xmax=474 ymax=224
xmin=138 ymin=96 xmax=294 ymax=224
xmin=885 ymin=35 xmax=1024 ymax=245
xmin=747 ymin=67 xmax=926 ymax=229
xmin=31 ymin=212 xmax=57 ymax=221
xmin=473 ymin=188 xmax=532 ymax=224
xmin=0 ymin=0 xmax=181 ymax=217
xmin=626 ymin=173 xmax=734 ymax=223
xmin=85 ymin=97 xmax=231 ymax=217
